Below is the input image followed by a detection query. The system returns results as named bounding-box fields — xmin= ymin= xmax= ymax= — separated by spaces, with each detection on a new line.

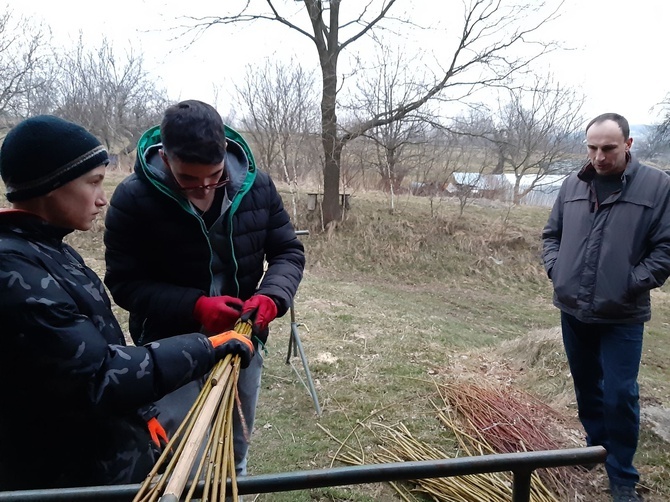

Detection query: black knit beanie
xmin=0 ymin=115 xmax=109 ymax=202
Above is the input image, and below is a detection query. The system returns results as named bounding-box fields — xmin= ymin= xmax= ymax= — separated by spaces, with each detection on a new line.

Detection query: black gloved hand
xmin=208 ymin=330 xmax=255 ymax=368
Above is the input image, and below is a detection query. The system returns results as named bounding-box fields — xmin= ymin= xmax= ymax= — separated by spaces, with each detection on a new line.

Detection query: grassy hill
xmin=244 ymin=187 xmax=670 ymax=501
xmin=5 ymin=171 xmax=669 ymax=500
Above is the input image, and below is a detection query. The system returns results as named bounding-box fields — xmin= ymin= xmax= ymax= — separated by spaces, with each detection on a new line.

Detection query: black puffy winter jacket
xmin=104 ymin=125 xmax=305 ymax=343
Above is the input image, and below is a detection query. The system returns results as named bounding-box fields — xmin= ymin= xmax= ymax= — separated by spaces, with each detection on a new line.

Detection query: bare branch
xmin=338 ymin=0 xmax=399 ymax=53
xmin=0 ymin=11 xmax=53 ymax=125
xmin=340 ymin=1 xmax=561 ymax=144
xmin=175 ymin=0 xmax=566 ymax=225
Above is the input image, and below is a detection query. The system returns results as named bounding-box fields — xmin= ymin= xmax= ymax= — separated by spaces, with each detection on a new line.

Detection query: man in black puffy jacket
xmin=0 ymin=115 xmax=251 ymax=490
xmin=104 ymin=100 xmax=305 ymax=477
xmin=542 ymin=113 xmax=670 ymax=502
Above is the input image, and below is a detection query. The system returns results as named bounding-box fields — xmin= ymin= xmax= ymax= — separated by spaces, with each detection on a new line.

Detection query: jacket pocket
xmin=591 ymin=266 xmax=636 ymax=317
xmin=551 ymin=257 xmax=579 ymax=309
xmin=628 ymin=264 xmax=653 ymax=298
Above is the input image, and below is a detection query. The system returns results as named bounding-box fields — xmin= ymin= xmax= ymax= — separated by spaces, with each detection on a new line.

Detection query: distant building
xmin=504 ymin=174 xmax=567 ymax=207
xmin=448 ymin=173 xmax=511 ymax=199
xmin=412 ymin=166 xmax=576 ymax=207
xmin=444 ymin=172 xmax=568 ymax=207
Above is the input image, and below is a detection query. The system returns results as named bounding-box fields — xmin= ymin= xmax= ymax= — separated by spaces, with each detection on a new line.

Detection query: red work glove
xmin=193 ymin=295 xmax=244 ymax=334
xmin=241 ymin=294 xmax=278 ymax=332
xmin=147 ymin=417 xmax=168 ymax=448
xmin=209 ymin=330 xmax=255 ymax=368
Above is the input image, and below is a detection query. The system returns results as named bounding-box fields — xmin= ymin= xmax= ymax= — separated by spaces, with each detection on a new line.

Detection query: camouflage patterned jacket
xmin=0 ymin=210 xmax=217 ymax=490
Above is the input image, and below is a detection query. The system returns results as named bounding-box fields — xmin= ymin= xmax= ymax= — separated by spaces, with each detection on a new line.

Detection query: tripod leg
xmin=285 ymin=303 xmax=322 ymax=416
xmin=290 ymin=322 xmax=322 ymax=416
xmin=285 ymin=324 xmax=295 ymax=364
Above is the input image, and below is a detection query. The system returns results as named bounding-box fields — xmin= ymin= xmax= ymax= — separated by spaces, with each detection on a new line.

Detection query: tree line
xmin=0 ymin=11 xmax=169 ymax=167
xmin=2 ymin=2 xmax=669 ymax=226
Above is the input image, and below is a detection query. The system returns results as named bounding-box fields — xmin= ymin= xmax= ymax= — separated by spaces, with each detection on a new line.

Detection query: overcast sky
xmin=8 ymin=0 xmax=670 ymax=127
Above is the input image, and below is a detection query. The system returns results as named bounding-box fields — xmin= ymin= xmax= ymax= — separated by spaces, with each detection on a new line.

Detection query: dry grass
xmin=250 ymin=186 xmax=670 ymax=501
xmin=1 ymin=174 xmax=669 ymax=501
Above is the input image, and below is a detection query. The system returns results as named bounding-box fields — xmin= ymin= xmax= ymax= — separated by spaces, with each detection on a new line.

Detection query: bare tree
xmin=0 ymin=11 xmax=54 ymax=129
xmin=347 ymin=43 xmax=433 ymax=212
xmin=234 ymin=59 xmax=321 ymax=226
xmin=178 ymin=0 xmax=562 ymax=226
xmin=339 ymin=134 xmax=375 ymax=192
xmin=406 ymin=129 xmax=457 ymax=217
xmin=646 ymin=94 xmax=670 ymax=166
xmin=235 ymin=59 xmax=320 ymax=183
xmin=491 ymin=74 xmax=584 ymax=204
xmin=53 ymin=36 xmax=170 ymax=158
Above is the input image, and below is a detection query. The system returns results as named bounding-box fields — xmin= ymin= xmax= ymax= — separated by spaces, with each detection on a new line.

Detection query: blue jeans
xmin=561 ymin=312 xmax=643 ymax=487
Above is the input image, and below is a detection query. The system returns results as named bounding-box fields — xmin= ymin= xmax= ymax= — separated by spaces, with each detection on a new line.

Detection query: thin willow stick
xmin=160 ymin=363 xmax=233 ymax=500
xmin=185 ymin=403 xmax=223 ymax=501
xmin=226 ymin=366 xmax=240 ymax=501
xmin=211 ymin=367 xmax=236 ymax=501
xmin=137 ymin=320 xmax=251 ymax=502
xmin=134 ymin=355 xmax=233 ymax=501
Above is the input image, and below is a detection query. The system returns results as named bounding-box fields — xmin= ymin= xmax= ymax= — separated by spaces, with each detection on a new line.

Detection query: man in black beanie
xmin=0 ymin=115 xmax=254 ymax=490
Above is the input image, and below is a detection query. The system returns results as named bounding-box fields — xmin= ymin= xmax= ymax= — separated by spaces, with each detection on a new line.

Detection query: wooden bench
xmin=306 ymin=192 xmax=351 ymax=211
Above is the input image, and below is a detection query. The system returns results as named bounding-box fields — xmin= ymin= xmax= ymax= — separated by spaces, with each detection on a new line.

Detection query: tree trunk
xmin=492 ymin=144 xmax=505 ymax=174
xmin=322 ymin=134 xmax=342 ymax=224
xmin=319 ymin=33 xmax=342 ymax=225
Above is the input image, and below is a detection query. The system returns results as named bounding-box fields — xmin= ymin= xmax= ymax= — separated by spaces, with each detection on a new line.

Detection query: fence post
xmin=512 ymin=469 xmax=532 ymax=502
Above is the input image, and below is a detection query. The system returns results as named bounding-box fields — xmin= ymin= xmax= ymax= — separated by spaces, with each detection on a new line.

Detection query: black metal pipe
xmin=512 ymin=469 xmax=532 ymax=502
xmin=0 ymin=484 xmax=139 ymax=502
xmin=0 ymin=446 xmax=606 ymax=501
xmin=234 ymin=446 xmax=605 ymax=495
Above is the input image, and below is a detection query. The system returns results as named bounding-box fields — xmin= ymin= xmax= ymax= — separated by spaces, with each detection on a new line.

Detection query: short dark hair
xmin=585 ymin=112 xmax=630 ymax=140
xmin=160 ymin=100 xmax=227 ymax=164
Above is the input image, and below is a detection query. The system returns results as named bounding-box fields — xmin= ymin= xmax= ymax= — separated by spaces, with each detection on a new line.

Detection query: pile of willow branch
xmin=321 ymin=379 xmax=586 ymax=501
xmin=436 ymin=381 xmax=583 ymax=497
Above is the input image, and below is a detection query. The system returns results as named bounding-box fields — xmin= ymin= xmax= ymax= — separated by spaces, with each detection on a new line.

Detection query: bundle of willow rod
xmin=436 ymin=381 xmax=582 ymax=498
xmin=133 ymin=320 xmax=253 ymax=502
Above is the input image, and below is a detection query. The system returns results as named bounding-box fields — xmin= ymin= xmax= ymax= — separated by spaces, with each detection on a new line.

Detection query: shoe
xmin=610 ymin=484 xmax=642 ymax=502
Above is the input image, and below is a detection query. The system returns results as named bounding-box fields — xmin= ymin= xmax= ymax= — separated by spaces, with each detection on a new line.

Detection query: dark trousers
xmin=561 ymin=312 xmax=643 ymax=487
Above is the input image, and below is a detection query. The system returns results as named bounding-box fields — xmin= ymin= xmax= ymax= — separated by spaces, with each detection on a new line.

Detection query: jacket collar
xmin=135 ymin=125 xmax=254 ymax=196
xmin=577 ymin=152 xmax=639 ymax=183
xmin=0 ymin=208 xmax=73 ymax=240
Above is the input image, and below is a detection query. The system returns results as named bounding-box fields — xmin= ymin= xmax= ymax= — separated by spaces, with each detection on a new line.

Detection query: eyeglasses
xmin=160 ymin=148 xmax=228 ymax=192
xmin=175 ymin=176 xmax=229 ymax=192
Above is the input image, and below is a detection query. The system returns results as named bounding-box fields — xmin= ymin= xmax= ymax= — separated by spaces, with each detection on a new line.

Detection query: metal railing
xmin=0 ymin=446 xmax=606 ymax=502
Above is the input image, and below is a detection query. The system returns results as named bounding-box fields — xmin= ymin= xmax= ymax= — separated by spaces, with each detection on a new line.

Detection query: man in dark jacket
xmin=0 ymin=115 xmax=253 ymax=490
xmin=542 ymin=113 xmax=670 ymax=502
xmin=104 ymin=100 xmax=305 ymax=477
